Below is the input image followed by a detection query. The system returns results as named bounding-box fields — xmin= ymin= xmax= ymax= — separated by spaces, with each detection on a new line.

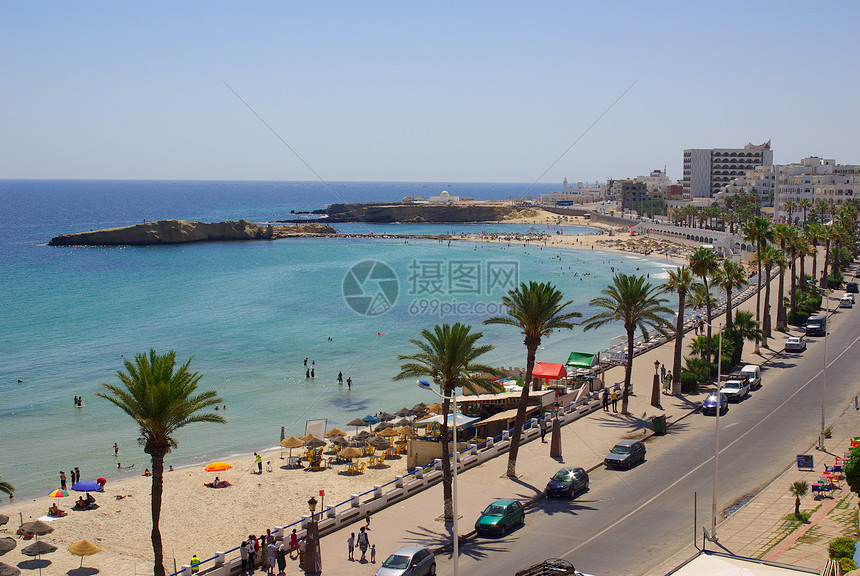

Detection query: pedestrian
xmin=298 ymin=537 xmax=306 ymax=566
xmin=255 ymin=452 xmax=263 ymax=474
xmin=290 ymin=529 xmax=299 ymax=553
xmin=660 ymin=364 xmax=666 ymax=384
xmin=266 ymin=529 xmax=274 ymax=545
xmin=240 ymin=540 xmax=249 ymax=574
xmin=365 ymin=510 xmax=372 ymax=529
xmin=338 ymin=371 xmax=343 ymax=384
xmin=357 ymin=527 xmax=370 ymax=561
xmin=539 ymin=418 xmax=548 ymax=442
xmin=306 ymin=369 xmax=310 ymax=378
xmin=311 ymin=368 xmax=315 ymax=378
xmin=304 ymin=357 xmax=308 ymax=366
xmin=347 ymin=377 xmax=352 ymax=390
xmin=60 ymin=471 xmax=67 ymax=490
xmin=74 ymin=467 xmax=80 ymax=484
xmin=666 ymin=371 xmax=673 ymax=390
xmin=114 ymin=443 xmax=119 ymax=456
xmin=602 ymin=389 xmax=609 ymax=411
xmin=611 ymin=389 xmax=618 ymax=413
xmin=370 ymin=543 xmax=376 ymax=563
xmin=266 ymin=461 xmax=272 ymax=473
xmin=347 ymin=532 xmax=355 ymax=561
xmin=246 ymin=537 xmax=256 ymax=574
xmin=191 ymin=554 xmax=200 ymax=573
xmin=266 ymin=541 xmax=277 ymax=574
xmin=276 ymin=544 xmax=286 ymax=574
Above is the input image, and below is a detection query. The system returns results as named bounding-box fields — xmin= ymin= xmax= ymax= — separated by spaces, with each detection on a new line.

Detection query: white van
xmin=740 ymin=365 xmax=762 ymax=389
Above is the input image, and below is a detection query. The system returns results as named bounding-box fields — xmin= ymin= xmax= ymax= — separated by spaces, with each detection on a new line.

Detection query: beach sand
xmin=0 ymin=445 xmax=407 ymax=574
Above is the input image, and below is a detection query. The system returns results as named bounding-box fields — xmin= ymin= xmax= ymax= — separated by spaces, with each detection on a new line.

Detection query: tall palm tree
xmin=799 ymin=198 xmax=812 ymax=226
xmin=759 ymin=244 xmax=785 ymax=346
xmin=0 ymin=473 xmax=12 ymax=498
xmin=790 ymin=480 xmax=809 ymax=519
xmin=806 ymin=223 xmax=823 ymax=281
xmin=713 ymin=259 xmax=748 ymax=327
xmin=484 ymin=282 xmax=579 ymax=477
xmin=725 ymin=310 xmax=761 ymax=365
xmin=688 ymin=246 xmax=719 ymax=361
xmin=582 ymin=274 xmax=672 ymax=414
xmin=743 ymin=217 xmax=773 ymax=352
xmin=773 ymin=224 xmax=792 ymax=329
xmin=666 ymin=266 xmax=696 ymax=395
xmin=783 ymin=226 xmax=803 ymax=315
xmin=395 ymin=324 xmax=501 ymax=515
xmin=97 ymin=349 xmax=225 ymax=576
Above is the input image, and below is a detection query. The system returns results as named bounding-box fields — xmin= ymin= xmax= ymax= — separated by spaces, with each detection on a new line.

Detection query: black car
xmin=546 ymin=466 xmax=589 ymax=498
xmin=848 ymin=282 xmax=859 ymax=293
xmin=604 ymin=440 xmax=646 ymax=470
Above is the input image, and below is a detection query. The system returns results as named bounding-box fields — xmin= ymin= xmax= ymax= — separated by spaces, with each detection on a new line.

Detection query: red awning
xmin=531 ymin=362 xmax=567 ymax=381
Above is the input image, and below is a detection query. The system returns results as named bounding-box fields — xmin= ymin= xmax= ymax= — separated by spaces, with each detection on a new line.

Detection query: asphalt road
xmin=436 ymin=298 xmax=860 ymax=576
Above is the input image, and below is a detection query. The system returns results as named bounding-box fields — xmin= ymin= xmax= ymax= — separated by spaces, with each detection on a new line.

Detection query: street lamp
xmin=808 ymin=280 xmax=828 ymax=451
xmin=417 ymin=379 xmax=459 ymax=576
xmin=696 ymin=314 xmax=723 ymax=542
xmin=304 ymin=496 xmax=322 ymax=574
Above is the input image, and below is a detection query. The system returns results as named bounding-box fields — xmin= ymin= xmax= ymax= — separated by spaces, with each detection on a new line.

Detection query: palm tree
xmin=395 ymin=324 xmax=501 ymax=515
xmin=713 ymin=259 xmax=748 ymax=327
xmin=783 ymin=226 xmax=802 ymax=315
xmin=790 ymin=480 xmax=809 ymax=519
xmin=743 ymin=217 xmax=773 ymax=351
xmin=484 ymin=282 xmax=579 ymax=477
xmin=97 ymin=349 xmax=225 ymax=576
xmin=724 ymin=310 xmax=761 ymax=365
xmin=666 ymin=266 xmax=695 ymax=395
xmin=784 ymin=199 xmax=796 ymax=225
xmin=583 ymin=274 xmax=672 ymax=414
xmin=689 ymin=246 xmax=719 ymax=362
xmin=0 ymin=473 xmax=12 ymax=498
xmin=759 ymin=244 xmax=785 ymax=345
xmin=773 ymin=224 xmax=792 ymax=329
xmin=806 ymin=222 xmax=823 ymax=281
xmin=799 ymin=198 xmax=812 ymax=226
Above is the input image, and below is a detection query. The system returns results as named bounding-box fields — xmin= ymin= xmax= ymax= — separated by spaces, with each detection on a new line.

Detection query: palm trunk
xmin=763 ymin=265 xmax=773 ymax=344
xmin=725 ymin=286 xmax=733 ymax=327
xmin=755 ymin=244 xmax=762 ymax=352
xmin=812 ymin=243 xmax=818 ymax=281
xmin=622 ymin=328 xmax=634 ymax=414
xmin=776 ymin=265 xmax=787 ymax=329
xmin=506 ymin=345 xmax=536 ymax=477
xmin=704 ymin=279 xmax=713 ymax=364
xmin=821 ymin=240 xmax=831 ymax=287
xmin=672 ymin=291 xmax=686 ymax=395
xmin=440 ymin=395 xmax=453 ymax=519
xmin=789 ymin=252 xmax=798 ymax=315
xmin=794 ymin=496 xmax=801 ymax=518
xmin=151 ymin=452 xmax=166 ymax=576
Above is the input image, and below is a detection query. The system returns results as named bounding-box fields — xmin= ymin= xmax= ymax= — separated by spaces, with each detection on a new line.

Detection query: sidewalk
xmin=645 ymin=401 xmax=860 ymax=576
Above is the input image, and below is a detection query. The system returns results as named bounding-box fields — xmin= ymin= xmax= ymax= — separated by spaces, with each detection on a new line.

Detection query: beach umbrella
xmin=347 ymin=417 xmax=369 ymax=432
xmin=68 ymin=540 xmax=101 ymax=568
xmin=338 ymin=447 xmax=362 ymax=460
xmin=204 ymin=462 xmax=233 ymax=472
xmin=367 ymin=436 xmax=390 ymax=450
xmin=19 ymin=521 xmax=53 ymax=536
xmin=47 ymin=489 xmax=67 ymax=498
xmin=0 ymin=538 xmax=16 ymax=555
xmin=71 ymin=480 xmax=101 ymax=492
xmin=280 ymin=436 xmax=304 ymax=460
xmin=299 ymin=433 xmax=317 ymax=442
xmin=362 ymin=414 xmax=380 ymax=425
xmin=304 ymin=437 xmax=326 ymax=449
xmin=377 ymin=427 xmax=399 ymax=437
xmin=0 ymin=562 xmax=21 ymax=576
xmin=395 ymin=407 xmax=412 ymax=418
xmin=394 ymin=418 xmax=412 ymax=428
xmin=426 ymin=403 xmax=443 ymax=414
xmin=378 ymin=411 xmax=395 ymax=422
xmin=331 ymin=436 xmax=350 ymax=447
xmin=353 ymin=430 xmax=371 ymax=441
xmin=0 ymin=514 xmax=7 ymax=526
xmin=323 ymin=428 xmax=347 ymax=438
xmin=22 ymin=541 xmax=57 ymax=557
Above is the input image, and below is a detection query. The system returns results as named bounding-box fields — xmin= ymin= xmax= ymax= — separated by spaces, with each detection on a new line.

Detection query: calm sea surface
xmin=0 ymin=180 xmax=673 ymax=499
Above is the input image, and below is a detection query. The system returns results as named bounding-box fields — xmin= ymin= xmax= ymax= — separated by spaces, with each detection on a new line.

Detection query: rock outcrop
xmin=48 ymin=219 xmax=334 ymax=246
xmin=321 ymin=202 xmax=534 ymax=224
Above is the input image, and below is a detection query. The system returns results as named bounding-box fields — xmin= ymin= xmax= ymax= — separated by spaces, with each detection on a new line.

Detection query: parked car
xmin=848 ymin=282 xmax=859 ymax=293
xmin=701 ymin=392 xmax=729 ymax=416
xmin=474 ymin=499 xmax=525 ymax=536
xmin=785 ymin=336 xmax=807 ymax=352
xmin=375 ymin=546 xmax=436 ymax=576
xmin=805 ymin=315 xmax=826 ymax=336
xmin=843 ymin=292 xmax=856 ymax=303
xmin=740 ymin=364 xmax=762 ymax=389
xmin=546 ymin=466 xmax=589 ymax=498
xmin=840 ymin=295 xmax=854 ymax=308
xmin=604 ymin=439 xmax=646 ymax=470
xmin=720 ymin=377 xmax=750 ymax=402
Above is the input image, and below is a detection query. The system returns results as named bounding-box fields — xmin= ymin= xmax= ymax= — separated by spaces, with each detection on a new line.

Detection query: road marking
xmin=559 ymin=329 xmax=860 ymax=559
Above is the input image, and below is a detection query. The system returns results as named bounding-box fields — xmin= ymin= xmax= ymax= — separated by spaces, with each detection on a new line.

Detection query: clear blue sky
xmin=2 ymin=2 xmax=858 ymax=183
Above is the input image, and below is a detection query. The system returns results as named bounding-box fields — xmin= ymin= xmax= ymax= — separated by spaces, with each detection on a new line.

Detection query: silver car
xmin=375 ymin=545 xmax=436 ymax=576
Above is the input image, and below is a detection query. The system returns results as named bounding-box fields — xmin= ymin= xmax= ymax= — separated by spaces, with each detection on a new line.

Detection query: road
xmin=438 ymin=300 xmax=859 ymax=576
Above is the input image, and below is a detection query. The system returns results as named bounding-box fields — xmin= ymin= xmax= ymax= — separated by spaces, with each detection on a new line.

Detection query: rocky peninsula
xmin=48 ymin=220 xmax=336 ymax=246
xmin=282 ymin=201 xmax=540 ymax=224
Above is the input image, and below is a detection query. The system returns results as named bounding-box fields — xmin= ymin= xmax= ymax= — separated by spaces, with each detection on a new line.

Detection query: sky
xmin=2 ymin=2 xmax=859 ymax=184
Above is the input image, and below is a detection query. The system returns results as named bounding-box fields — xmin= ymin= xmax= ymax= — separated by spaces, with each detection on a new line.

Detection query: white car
xmin=840 ymin=295 xmax=854 ymax=308
xmin=843 ymin=292 xmax=856 ymax=303
xmin=785 ymin=336 xmax=807 ymax=352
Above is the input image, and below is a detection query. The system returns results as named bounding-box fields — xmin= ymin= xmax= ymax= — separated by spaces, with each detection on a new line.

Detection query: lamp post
xmin=418 ymin=379 xmax=459 ymax=576
xmin=808 ymin=280 xmax=828 ymax=451
xmin=304 ymin=496 xmax=322 ymax=574
xmin=651 ymin=359 xmax=662 ymax=407
xmin=696 ymin=314 xmax=723 ymax=542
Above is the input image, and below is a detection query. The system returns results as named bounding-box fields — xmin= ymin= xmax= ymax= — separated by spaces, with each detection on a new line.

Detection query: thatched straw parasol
xmin=304 ymin=437 xmax=326 ymax=449
xmin=338 ymin=447 xmax=363 ymax=460
xmin=367 ymin=436 xmax=390 ymax=450
xmin=0 ymin=538 xmax=16 ymax=555
xmin=323 ymin=428 xmax=347 ymax=438
xmin=0 ymin=562 xmax=21 ymax=576
xmin=376 ymin=427 xmax=399 ymax=437
xmin=19 ymin=521 xmax=53 ymax=536
xmin=0 ymin=515 xmax=7 ymax=527
xmin=331 ymin=435 xmax=350 ymax=446
xmin=299 ymin=433 xmax=317 ymax=442
xmin=68 ymin=540 xmax=101 ymax=568
xmin=377 ymin=411 xmax=395 ymax=422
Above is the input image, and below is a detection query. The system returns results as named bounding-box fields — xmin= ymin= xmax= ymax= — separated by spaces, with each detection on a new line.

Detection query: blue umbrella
xmin=362 ymin=415 xmax=380 ymax=425
xmin=72 ymin=480 xmax=101 ymax=492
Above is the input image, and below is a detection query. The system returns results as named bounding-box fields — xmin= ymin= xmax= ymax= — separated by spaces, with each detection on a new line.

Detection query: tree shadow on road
xmin=536 ymin=495 xmax=598 ymax=517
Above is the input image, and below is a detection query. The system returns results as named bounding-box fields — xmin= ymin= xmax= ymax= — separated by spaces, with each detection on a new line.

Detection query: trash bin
xmin=652 ymin=415 xmax=667 ymax=435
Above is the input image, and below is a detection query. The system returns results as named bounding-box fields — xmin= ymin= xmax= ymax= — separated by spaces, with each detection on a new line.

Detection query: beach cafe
xmin=407 ymin=413 xmax=480 ymax=470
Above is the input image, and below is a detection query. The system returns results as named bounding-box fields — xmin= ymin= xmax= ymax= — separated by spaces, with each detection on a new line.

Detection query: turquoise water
xmin=0 ymin=180 xmax=673 ymax=499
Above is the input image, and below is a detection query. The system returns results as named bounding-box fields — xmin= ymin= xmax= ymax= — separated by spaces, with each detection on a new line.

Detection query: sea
xmin=0 ymin=180 xmax=675 ymax=500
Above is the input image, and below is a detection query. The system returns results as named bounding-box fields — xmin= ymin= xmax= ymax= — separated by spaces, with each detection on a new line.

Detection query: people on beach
xmin=357 ymin=526 xmax=370 ymax=561
xmin=306 ymin=369 xmax=310 ymax=378
xmin=245 ymin=537 xmax=256 ymax=574
xmin=311 ymin=368 xmax=315 ymax=378
xmin=60 ymin=471 xmax=67 ymax=490
xmin=191 ymin=554 xmax=200 ymax=573
xmin=602 ymin=389 xmax=609 ymax=411
xmin=365 ymin=510 xmax=372 ymax=529
xmin=611 ymin=389 xmax=618 ymax=413
xmin=143 ymin=468 xmax=151 ymax=476
xmin=338 ymin=371 xmax=343 ymax=384
xmin=370 ymin=543 xmax=376 ymax=563
xmin=347 ymin=532 xmax=355 ymax=560
xmin=347 ymin=377 xmax=352 ymax=390
xmin=304 ymin=358 xmax=308 ymax=366
xmin=266 ymin=461 xmax=272 ymax=473
xmin=276 ymin=544 xmax=287 ymax=574
xmin=255 ymin=452 xmax=263 ymax=474
xmin=290 ymin=529 xmax=299 ymax=553
xmin=266 ymin=541 xmax=277 ymax=574
xmin=114 ymin=442 xmax=119 ymax=456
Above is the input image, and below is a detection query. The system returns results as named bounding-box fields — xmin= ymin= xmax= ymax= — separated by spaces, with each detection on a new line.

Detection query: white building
xmin=773 ymin=157 xmax=859 ymax=224
xmin=634 ymin=169 xmax=672 ymax=193
xmin=716 ymin=164 xmax=777 ymax=206
xmin=683 ymin=141 xmax=774 ymax=198
xmin=537 ymin=179 xmax=606 ymax=205
xmin=428 ymin=190 xmax=460 ymax=203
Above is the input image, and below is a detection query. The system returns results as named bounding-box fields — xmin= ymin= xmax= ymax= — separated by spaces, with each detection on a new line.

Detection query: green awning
xmin=566 ymin=352 xmax=596 ymax=369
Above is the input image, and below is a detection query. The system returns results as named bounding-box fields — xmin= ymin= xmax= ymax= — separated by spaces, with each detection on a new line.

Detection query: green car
xmin=474 ymin=498 xmax=525 ymax=536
